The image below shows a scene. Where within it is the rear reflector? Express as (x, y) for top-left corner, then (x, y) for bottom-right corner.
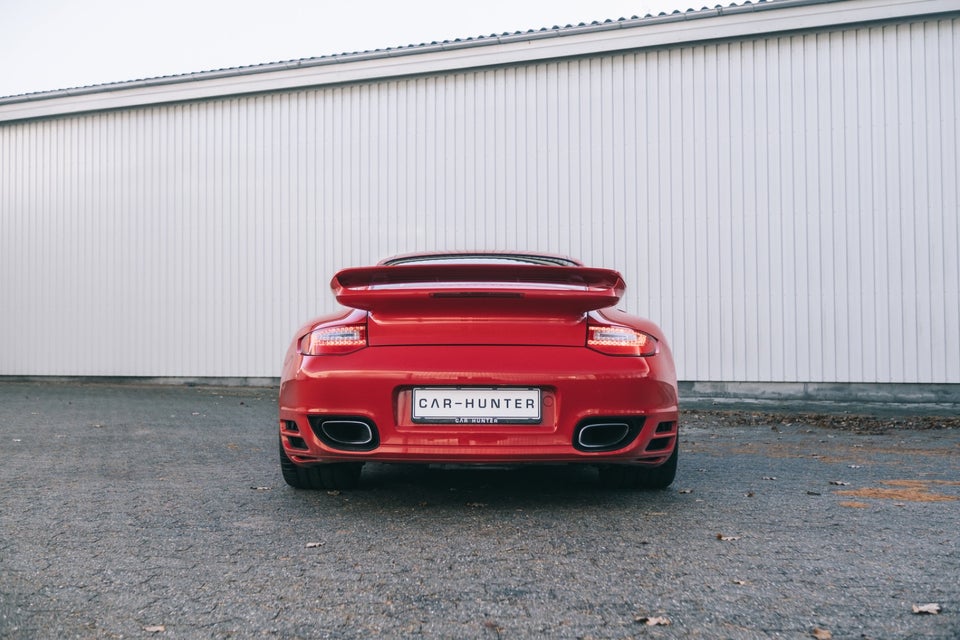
(587, 325), (658, 356)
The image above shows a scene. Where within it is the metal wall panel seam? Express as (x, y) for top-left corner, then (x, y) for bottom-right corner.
(942, 18), (960, 381)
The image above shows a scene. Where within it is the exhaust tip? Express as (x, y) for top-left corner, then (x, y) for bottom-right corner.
(309, 416), (379, 451)
(321, 420), (373, 446)
(574, 418), (643, 452)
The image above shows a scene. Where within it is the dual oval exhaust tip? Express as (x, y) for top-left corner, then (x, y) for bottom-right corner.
(313, 416), (640, 453)
(311, 418), (379, 451)
(574, 421), (635, 452)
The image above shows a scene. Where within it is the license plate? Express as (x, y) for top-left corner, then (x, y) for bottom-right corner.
(411, 387), (541, 424)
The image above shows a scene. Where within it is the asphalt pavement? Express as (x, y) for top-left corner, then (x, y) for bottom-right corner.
(1, 381), (958, 639)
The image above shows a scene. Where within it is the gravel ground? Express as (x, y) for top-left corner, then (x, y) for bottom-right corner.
(683, 409), (960, 433)
(1, 381), (958, 639)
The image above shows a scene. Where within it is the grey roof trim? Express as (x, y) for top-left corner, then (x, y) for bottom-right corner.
(0, 0), (811, 104)
(1, 0), (955, 120)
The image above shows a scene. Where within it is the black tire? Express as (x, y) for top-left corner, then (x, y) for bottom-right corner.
(279, 437), (363, 490)
(635, 443), (678, 489)
(598, 443), (678, 490)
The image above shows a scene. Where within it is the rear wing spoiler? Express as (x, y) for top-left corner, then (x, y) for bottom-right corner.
(331, 264), (626, 314)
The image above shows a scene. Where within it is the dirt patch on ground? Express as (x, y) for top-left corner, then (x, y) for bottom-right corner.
(838, 501), (871, 509)
(835, 480), (960, 503)
(883, 479), (960, 487)
(683, 410), (960, 434)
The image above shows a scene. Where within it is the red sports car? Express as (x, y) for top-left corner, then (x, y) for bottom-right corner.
(278, 252), (679, 490)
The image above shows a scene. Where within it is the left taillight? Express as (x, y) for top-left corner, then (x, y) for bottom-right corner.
(298, 324), (367, 355)
(587, 324), (658, 357)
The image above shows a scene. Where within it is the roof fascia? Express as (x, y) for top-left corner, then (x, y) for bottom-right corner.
(1, 0), (955, 123)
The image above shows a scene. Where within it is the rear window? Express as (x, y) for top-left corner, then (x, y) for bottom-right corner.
(383, 253), (579, 267)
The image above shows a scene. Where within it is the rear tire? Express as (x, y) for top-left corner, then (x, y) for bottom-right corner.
(599, 443), (678, 490)
(279, 437), (363, 490)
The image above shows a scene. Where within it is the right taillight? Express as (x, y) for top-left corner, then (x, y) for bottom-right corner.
(587, 325), (658, 356)
(299, 324), (367, 355)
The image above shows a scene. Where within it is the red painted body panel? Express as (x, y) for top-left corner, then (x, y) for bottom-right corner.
(278, 253), (679, 474)
(280, 343), (678, 464)
(332, 263), (626, 316)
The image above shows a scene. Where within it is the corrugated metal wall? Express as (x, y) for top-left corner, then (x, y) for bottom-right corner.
(1, 15), (958, 381)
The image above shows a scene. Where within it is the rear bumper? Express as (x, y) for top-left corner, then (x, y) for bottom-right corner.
(279, 345), (678, 465)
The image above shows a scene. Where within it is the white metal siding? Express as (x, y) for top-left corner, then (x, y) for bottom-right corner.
(1, 15), (958, 381)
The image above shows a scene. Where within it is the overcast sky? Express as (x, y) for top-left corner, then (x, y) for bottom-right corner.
(1, 0), (700, 98)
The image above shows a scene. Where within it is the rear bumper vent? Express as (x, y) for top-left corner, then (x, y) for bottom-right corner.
(286, 436), (308, 450)
(573, 417), (644, 452)
(646, 437), (672, 452)
(655, 421), (675, 434)
(308, 416), (380, 452)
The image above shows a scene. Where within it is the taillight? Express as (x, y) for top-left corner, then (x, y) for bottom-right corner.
(299, 324), (367, 355)
(587, 325), (658, 356)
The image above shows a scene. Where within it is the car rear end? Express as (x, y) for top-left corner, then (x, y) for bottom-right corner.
(278, 255), (679, 488)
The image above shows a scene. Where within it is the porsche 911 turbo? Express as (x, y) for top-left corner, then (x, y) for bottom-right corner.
(278, 252), (679, 490)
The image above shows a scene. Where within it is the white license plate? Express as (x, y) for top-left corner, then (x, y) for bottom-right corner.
(412, 387), (541, 424)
